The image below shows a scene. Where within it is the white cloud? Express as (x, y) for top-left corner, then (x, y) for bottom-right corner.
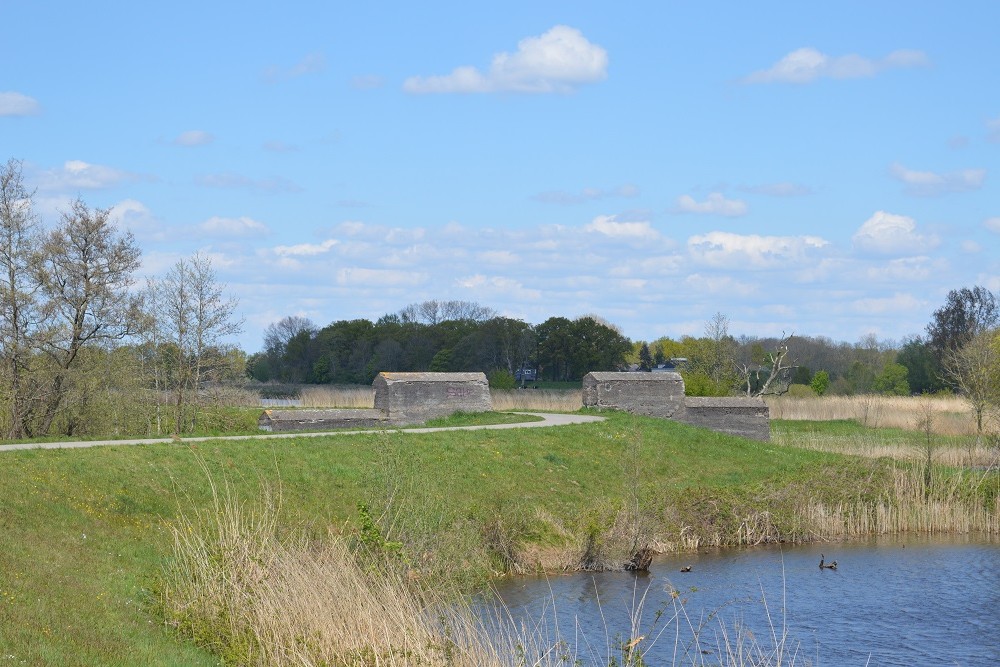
(852, 292), (924, 315)
(864, 256), (943, 282)
(200, 216), (269, 236)
(687, 231), (829, 269)
(274, 239), (338, 257)
(174, 130), (214, 146)
(456, 274), (541, 301)
(889, 162), (985, 196)
(852, 211), (939, 255)
(404, 25), (607, 94)
(984, 217), (1000, 233)
(584, 214), (659, 241)
(674, 192), (748, 217)
(262, 52), (326, 83)
(38, 160), (139, 190)
(0, 92), (40, 116)
(743, 47), (928, 84)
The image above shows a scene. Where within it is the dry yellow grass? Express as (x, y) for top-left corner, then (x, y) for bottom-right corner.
(298, 385), (375, 408)
(767, 394), (976, 435)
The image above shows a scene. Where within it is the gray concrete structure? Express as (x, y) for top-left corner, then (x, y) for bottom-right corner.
(258, 408), (387, 432)
(373, 371), (492, 422)
(582, 372), (686, 418)
(582, 371), (770, 441)
(259, 372), (492, 432)
(677, 397), (770, 441)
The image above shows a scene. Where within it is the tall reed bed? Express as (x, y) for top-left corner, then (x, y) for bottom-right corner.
(767, 394), (974, 434)
(803, 465), (1000, 537)
(490, 389), (582, 412)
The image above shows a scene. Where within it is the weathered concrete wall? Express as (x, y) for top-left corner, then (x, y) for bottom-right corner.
(258, 408), (388, 432)
(582, 371), (686, 418)
(678, 397), (770, 442)
(373, 372), (492, 423)
(581, 371), (771, 441)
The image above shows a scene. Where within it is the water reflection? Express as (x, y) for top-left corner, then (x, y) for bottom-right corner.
(489, 535), (1000, 666)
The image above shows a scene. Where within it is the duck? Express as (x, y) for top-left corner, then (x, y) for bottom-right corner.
(679, 565), (692, 573)
(819, 554), (838, 570)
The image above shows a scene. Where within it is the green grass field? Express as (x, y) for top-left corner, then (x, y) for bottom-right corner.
(0, 411), (995, 665)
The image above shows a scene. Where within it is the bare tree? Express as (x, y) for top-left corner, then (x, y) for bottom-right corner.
(0, 159), (44, 437)
(263, 315), (315, 356)
(148, 253), (243, 433)
(737, 333), (796, 397)
(942, 329), (1000, 437)
(36, 199), (143, 434)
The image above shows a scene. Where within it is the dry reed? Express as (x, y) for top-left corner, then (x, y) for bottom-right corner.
(490, 389), (582, 412)
(766, 394), (976, 435)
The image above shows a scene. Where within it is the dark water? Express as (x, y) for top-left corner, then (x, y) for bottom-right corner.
(489, 535), (1000, 666)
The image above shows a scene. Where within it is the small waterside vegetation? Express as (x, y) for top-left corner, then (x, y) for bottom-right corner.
(0, 411), (997, 664)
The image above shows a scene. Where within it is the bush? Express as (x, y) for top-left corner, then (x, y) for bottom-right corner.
(488, 369), (516, 390)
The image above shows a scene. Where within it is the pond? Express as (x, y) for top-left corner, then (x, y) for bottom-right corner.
(488, 535), (1000, 666)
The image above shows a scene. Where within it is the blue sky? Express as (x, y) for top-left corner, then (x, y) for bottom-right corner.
(4, 2), (999, 353)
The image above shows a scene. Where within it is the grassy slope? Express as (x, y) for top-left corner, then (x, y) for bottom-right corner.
(0, 413), (898, 664)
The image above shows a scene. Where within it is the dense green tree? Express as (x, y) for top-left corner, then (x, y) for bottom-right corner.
(810, 370), (830, 396)
(927, 286), (999, 362)
(872, 362), (910, 396)
(897, 336), (944, 394)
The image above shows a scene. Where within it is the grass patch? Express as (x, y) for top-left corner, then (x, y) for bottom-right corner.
(0, 411), (996, 663)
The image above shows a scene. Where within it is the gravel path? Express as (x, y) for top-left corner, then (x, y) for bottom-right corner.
(0, 412), (606, 453)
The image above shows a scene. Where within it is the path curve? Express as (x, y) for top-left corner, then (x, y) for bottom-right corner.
(0, 412), (606, 453)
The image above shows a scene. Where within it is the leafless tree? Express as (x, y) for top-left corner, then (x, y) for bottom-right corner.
(36, 199), (144, 434)
(263, 315), (315, 355)
(736, 333), (796, 397)
(148, 253), (243, 433)
(0, 159), (45, 437)
(942, 329), (1000, 437)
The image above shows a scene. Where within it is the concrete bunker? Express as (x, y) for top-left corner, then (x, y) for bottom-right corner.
(258, 371), (492, 432)
(582, 371), (770, 441)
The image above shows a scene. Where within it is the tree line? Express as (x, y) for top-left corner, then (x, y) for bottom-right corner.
(0, 159), (243, 438)
(246, 304), (633, 386)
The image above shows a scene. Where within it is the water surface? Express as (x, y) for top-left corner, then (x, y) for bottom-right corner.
(490, 535), (1000, 666)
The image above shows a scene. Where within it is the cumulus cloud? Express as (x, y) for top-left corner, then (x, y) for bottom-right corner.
(404, 25), (607, 94)
(584, 214), (659, 241)
(274, 239), (338, 257)
(889, 162), (985, 196)
(37, 160), (140, 191)
(200, 216), (269, 236)
(532, 184), (638, 204)
(687, 231), (829, 269)
(985, 217), (1000, 233)
(852, 211), (939, 255)
(674, 192), (748, 217)
(456, 274), (542, 301)
(262, 52), (327, 83)
(173, 130), (214, 146)
(743, 47), (928, 84)
(0, 91), (40, 116)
